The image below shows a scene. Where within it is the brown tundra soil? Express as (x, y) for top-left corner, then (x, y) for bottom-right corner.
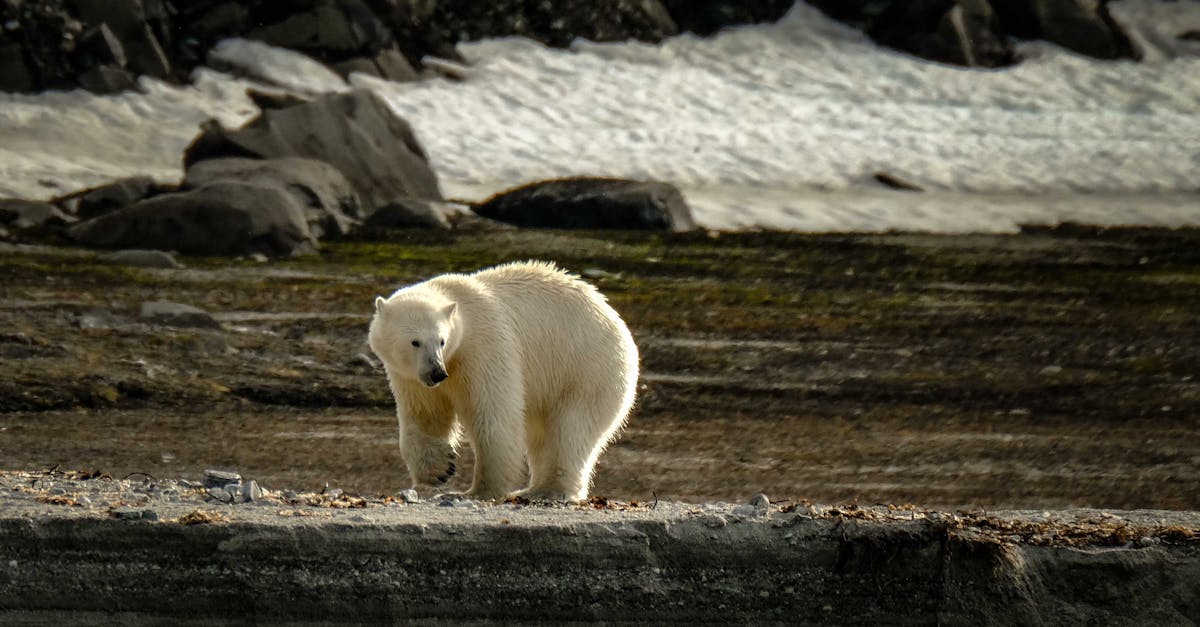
(1, 225), (1197, 511)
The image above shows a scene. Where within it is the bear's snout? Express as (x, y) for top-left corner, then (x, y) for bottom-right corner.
(429, 369), (448, 385)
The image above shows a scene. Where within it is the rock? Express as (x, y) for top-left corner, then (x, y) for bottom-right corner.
(246, 0), (394, 62)
(662, 0), (795, 36)
(241, 480), (263, 503)
(99, 249), (183, 269)
(731, 504), (758, 517)
(389, 0), (678, 64)
(73, 23), (127, 70)
(473, 178), (698, 231)
(990, 0), (1139, 60)
(182, 89), (442, 212)
(203, 469), (241, 489)
(399, 489), (420, 504)
(110, 506), (155, 521)
(73, 0), (172, 79)
(245, 89), (311, 112)
(865, 0), (1014, 68)
(184, 157), (362, 239)
(67, 181), (318, 258)
(0, 199), (74, 230)
(0, 41), (35, 92)
(139, 301), (221, 329)
(749, 494), (771, 510)
(75, 64), (139, 94)
(363, 197), (454, 230)
(65, 176), (164, 220)
(206, 38), (349, 96)
(873, 172), (923, 192)
(333, 47), (419, 81)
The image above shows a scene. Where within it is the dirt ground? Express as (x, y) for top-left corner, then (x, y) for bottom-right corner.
(1, 225), (1197, 510)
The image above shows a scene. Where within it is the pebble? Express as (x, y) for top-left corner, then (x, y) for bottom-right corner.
(241, 480), (263, 503)
(76, 496), (92, 508)
(703, 515), (727, 529)
(399, 489), (420, 504)
(203, 469), (242, 489)
(749, 494), (770, 510)
(48, 487), (66, 496)
(110, 507), (156, 521)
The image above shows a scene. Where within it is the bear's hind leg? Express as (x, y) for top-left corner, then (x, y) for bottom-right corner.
(520, 399), (624, 502)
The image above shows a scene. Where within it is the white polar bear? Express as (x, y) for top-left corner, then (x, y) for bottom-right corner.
(368, 260), (639, 501)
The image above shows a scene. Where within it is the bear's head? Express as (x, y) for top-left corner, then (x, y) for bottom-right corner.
(369, 291), (459, 388)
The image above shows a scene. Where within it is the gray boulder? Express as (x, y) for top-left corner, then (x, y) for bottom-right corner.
(67, 181), (317, 258)
(65, 176), (163, 220)
(363, 197), (454, 230)
(182, 89), (442, 212)
(472, 178), (698, 231)
(184, 157), (363, 239)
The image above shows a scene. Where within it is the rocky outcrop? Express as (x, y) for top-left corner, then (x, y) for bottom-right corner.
(805, 0), (1138, 67)
(183, 89), (442, 212)
(0, 0), (820, 94)
(473, 177), (697, 231)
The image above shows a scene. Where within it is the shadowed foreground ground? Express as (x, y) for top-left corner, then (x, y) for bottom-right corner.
(1, 225), (1197, 510)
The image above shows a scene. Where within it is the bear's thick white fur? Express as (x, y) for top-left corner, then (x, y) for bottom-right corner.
(368, 260), (639, 501)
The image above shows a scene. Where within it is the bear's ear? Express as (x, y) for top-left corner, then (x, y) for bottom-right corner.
(374, 296), (386, 313)
(443, 302), (457, 318)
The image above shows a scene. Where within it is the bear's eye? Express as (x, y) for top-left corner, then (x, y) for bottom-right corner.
(440, 338), (445, 347)
(411, 340), (420, 348)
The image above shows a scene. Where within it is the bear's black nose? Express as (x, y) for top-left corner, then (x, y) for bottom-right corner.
(430, 370), (448, 384)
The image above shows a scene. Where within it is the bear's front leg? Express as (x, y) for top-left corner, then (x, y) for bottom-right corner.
(456, 375), (528, 499)
(398, 419), (459, 488)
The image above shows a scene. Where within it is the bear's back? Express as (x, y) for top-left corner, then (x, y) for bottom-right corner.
(465, 261), (633, 399)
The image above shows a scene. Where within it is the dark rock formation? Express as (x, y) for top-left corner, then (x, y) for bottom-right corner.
(871, 0), (1014, 67)
(662, 0), (796, 36)
(184, 157), (363, 239)
(183, 89), (441, 212)
(990, 0), (1140, 60)
(66, 181), (318, 257)
(804, 0), (1138, 67)
(473, 178), (697, 231)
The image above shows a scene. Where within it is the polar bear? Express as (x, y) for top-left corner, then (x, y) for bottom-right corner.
(368, 260), (639, 501)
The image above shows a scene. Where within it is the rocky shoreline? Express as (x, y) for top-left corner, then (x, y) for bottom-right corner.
(1, 469), (1197, 623)
(0, 0), (1154, 96)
